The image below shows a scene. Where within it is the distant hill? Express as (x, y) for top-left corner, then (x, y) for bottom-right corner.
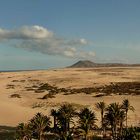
(68, 60), (140, 68)
(69, 60), (98, 68)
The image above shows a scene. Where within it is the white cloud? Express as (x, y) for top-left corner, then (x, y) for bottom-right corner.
(79, 38), (88, 45)
(19, 25), (53, 39)
(0, 25), (53, 40)
(0, 25), (95, 59)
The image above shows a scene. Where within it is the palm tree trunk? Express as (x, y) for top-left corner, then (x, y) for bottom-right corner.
(111, 127), (114, 140)
(68, 122), (70, 131)
(39, 131), (43, 140)
(85, 133), (88, 140)
(54, 116), (57, 131)
(112, 125), (116, 140)
(114, 124), (118, 140)
(120, 121), (123, 137)
(65, 120), (67, 133)
(85, 128), (88, 140)
(101, 112), (104, 136)
(126, 112), (128, 128)
(101, 111), (103, 129)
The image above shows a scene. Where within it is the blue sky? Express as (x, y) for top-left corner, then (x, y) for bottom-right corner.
(0, 0), (140, 70)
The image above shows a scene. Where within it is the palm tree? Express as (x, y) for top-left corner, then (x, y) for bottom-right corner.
(29, 112), (51, 140)
(104, 103), (123, 140)
(122, 99), (134, 128)
(57, 104), (76, 140)
(95, 101), (106, 130)
(78, 108), (96, 140)
(51, 109), (58, 132)
(16, 123), (32, 140)
(118, 109), (126, 138)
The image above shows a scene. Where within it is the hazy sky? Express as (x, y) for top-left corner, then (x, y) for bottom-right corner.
(0, 0), (140, 70)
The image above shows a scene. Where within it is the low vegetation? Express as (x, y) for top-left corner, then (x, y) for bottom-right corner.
(41, 93), (55, 99)
(6, 84), (15, 89)
(10, 94), (21, 98)
(24, 81), (140, 99)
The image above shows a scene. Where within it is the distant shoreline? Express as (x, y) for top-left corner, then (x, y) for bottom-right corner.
(0, 69), (46, 73)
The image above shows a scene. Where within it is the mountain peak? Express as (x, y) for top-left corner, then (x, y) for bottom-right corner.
(69, 60), (97, 68)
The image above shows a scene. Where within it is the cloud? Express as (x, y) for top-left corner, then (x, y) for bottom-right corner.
(66, 38), (89, 46)
(0, 25), (95, 59)
(0, 25), (53, 40)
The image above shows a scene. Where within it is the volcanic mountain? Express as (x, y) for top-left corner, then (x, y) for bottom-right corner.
(68, 60), (140, 68)
(69, 60), (99, 68)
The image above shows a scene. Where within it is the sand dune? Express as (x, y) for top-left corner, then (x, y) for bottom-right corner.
(0, 67), (140, 126)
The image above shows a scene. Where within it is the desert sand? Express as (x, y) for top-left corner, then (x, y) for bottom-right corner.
(0, 67), (140, 126)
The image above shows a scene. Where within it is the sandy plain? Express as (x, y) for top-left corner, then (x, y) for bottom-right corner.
(0, 67), (140, 127)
